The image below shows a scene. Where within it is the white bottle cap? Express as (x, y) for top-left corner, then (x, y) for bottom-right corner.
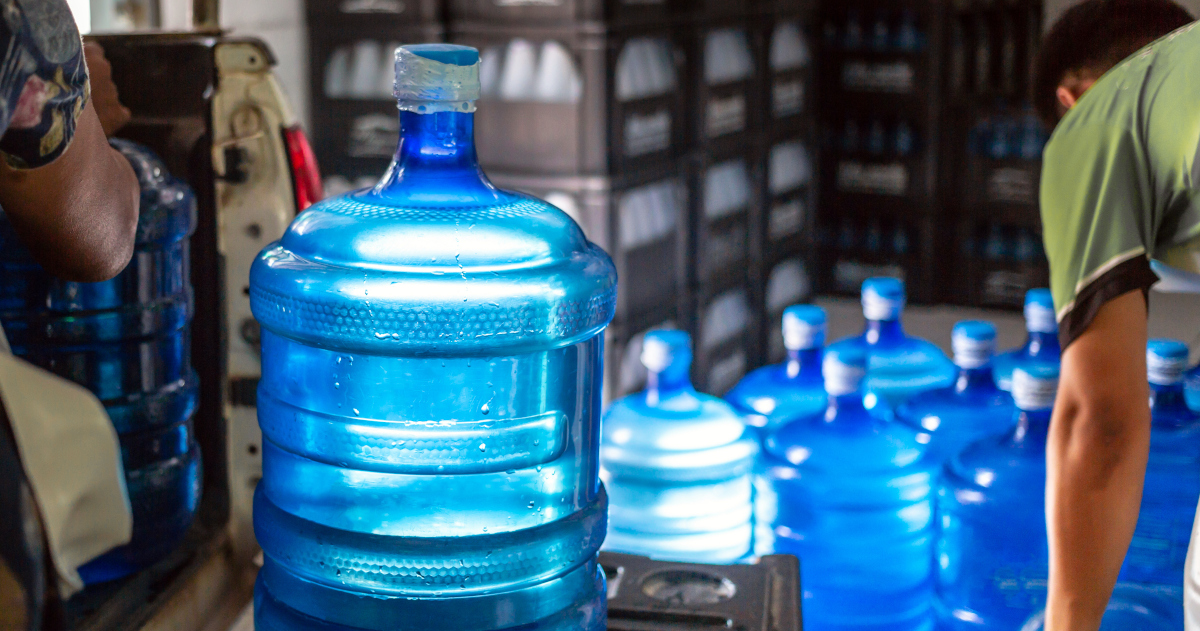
(1024, 288), (1057, 334)
(782, 305), (826, 351)
(394, 44), (481, 113)
(1147, 339), (1189, 386)
(823, 347), (867, 397)
(641, 329), (691, 374)
(861, 277), (905, 321)
(952, 321), (996, 369)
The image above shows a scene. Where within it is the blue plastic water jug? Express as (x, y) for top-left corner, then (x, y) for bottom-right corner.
(249, 45), (614, 631)
(1019, 584), (1183, 630)
(757, 344), (935, 630)
(0, 138), (201, 584)
(1119, 339), (1200, 593)
(992, 289), (1060, 392)
(826, 277), (955, 414)
(935, 365), (1059, 629)
(600, 329), (758, 563)
(895, 321), (1014, 468)
(725, 305), (827, 438)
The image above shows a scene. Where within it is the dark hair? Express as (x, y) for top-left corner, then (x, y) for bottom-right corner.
(1033, 0), (1193, 126)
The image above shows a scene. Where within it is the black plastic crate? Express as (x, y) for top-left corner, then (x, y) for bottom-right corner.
(452, 22), (687, 176)
(759, 254), (815, 363)
(490, 160), (688, 322)
(759, 132), (816, 263)
(600, 551), (802, 631)
(955, 218), (1047, 309)
(761, 13), (816, 137)
(678, 0), (754, 19)
(448, 0), (669, 27)
(306, 0), (443, 26)
(603, 302), (680, 404)
(688, 283), (762, 395)
(679, 17), (766, 153)
(687, 148), (761, 293)
(817, 211), (937, 303)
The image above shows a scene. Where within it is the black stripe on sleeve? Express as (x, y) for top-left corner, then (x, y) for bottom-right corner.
(1059, 256), (1159, 350)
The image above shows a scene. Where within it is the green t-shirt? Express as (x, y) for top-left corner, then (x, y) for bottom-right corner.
(1040, 21), (1200, 348)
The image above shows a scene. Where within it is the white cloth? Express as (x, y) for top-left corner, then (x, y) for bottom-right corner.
(0, 328), (131, 598)
(1186, 494), (1200, 629)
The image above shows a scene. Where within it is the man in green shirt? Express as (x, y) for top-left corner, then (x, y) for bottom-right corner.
(1034, 0), (1199, 627)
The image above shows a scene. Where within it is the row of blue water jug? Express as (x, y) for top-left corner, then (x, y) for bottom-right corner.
(600, 278), (1200, 630)
(0, 139), (202, 584)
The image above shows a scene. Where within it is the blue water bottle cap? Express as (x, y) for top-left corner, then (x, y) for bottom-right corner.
(394, 44), (481, 112)
(1147, 338), (1190, 385)
(823, 346), (867, 396)
(1012, 365), (1059, 411)
(861, 277), (905, 321)
(952, 320), (996, 369)
(641, 329), (692, 373)
(782, 304), (826, 351)
(1024, 288), (1057, 334)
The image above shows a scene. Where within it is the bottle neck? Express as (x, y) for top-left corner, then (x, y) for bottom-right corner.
(1013, 408), (1052, 443)
(1025, 330), (1060, 357)
(646, 366), (694, 400)
(954, 364), (997, 394)
(785, 348), (823, 379)
(827, 391), (868, 419)
(864, 318), (905, 345)
(1150, 382), (1192, 426)
(371, 109), (507, 206)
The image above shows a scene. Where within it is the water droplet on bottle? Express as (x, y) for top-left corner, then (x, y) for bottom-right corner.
(353, 408), (360, 416)
(536, 465), (542, 472)
(336, 357), (342, 364)
(481, 403), (490, 415)
(336, 569), (341, 577)
(533, 439), (540, 446)
(482, 527), (488, 533)
(479, 442), (486, 452)
(528, 501), (535, 508)
(506, 469), (516, 475)
(334, 382), (340, 389)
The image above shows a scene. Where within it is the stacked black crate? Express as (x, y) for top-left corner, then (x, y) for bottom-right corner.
(306, 0), (445, 193)
(757, 1), (819, 364)
(815, 0), (945, 304)
(944, 0), (1046, 309)
(447, 4), (689, 403)
(680, 2), (766, 395)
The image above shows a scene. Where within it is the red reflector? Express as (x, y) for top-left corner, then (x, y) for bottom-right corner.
(283, 125), (323, 212)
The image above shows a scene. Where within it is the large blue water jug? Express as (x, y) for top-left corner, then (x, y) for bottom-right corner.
(0, 138), (201, 583)
(600, 330), (758, 563)
(757, 344), (935, 630)
(935, 365), (1059, 629)
(826, 277), (954, 415)
(1185, 364), (1200, 412)
(895, 321), (1013, 467)
(1119, 339), (1200, 592)
(249, 45), (614, 631)
(726, 304), (827, 438)
(992, 289), (1060, 392)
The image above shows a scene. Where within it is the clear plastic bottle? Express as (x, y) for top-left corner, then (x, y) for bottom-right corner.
(726, 305), (827, 439)
(826, 277), (955, 415)
(895, 321), (1014, 468)
(600, 330), (758, 564)
(250, 45), (614, 631)
(0, 139), (201, 583)
(1118, 339), (1200, 592)
(992, 288), (1061, 392)
(935, 365), (1059, 629)
(757, 344), (935, 630)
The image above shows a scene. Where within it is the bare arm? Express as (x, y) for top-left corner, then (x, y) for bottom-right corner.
(1045, 290), (1150, 630)
(0, 99), (138, 283)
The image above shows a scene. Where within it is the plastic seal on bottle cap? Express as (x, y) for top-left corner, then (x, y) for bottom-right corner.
(861, 277), (905, 321)
(1024, 288), (1057, 334)
(823, 346), (867, 397)
(782, 304), (826, 351)
(952, 320), (996, 369)
(641, 329), (690, 374)
(1147, 338), (1189, 386)
(1011, 365), (1059, 411)
(394, 44), (481, 113)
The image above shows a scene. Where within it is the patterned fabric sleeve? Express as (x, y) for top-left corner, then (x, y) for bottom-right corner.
(0, 0), (88, 169)
(1039, 100), (1159, 350)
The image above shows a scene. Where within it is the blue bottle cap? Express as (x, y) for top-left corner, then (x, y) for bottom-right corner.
(641, 329), (692, 373)
(952, 320), (996, 369)
(823, 346), (867, 396)
(861, 277), (905, 321)
(782, 304), (826, 351)
(1024, 288), (1057, 334)
(1012, 365), (1059, 411)
(1147, 338), (1189, 385)
(394, 44), (481, 112)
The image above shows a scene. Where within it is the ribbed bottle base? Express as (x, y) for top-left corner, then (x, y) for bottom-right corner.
(253, 563), (606, 631)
